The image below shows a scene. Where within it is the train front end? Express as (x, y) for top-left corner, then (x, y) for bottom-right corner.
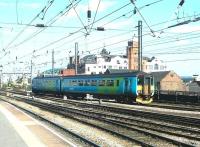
(136, 74), (154, 104)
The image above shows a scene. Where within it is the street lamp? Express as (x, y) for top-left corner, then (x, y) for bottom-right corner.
(0, 65), (3, 89)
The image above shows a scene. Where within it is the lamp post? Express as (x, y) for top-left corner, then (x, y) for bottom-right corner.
(0, 65), (3, 89)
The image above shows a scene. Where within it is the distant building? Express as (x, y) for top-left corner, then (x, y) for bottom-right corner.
(41, 68), (75, 76)
(66, 41), (168, 74)
(127, 41), (167, 73)
(143, 57), (167, 73)
(68, 49), (128, 75)
(187, 81), (200, 92)
(151, 71), (187, 91)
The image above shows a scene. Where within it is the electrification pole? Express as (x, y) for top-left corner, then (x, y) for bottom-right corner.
(30, 60), (32, 85)
(75, 42), (78, 75)
(52, 49), (54, 76)
(138, 20), (143, 71)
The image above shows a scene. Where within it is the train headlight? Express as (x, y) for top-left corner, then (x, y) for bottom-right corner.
(137, 90), (142, 94)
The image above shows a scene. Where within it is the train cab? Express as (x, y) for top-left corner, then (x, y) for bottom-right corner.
(136, 74), (154, 104)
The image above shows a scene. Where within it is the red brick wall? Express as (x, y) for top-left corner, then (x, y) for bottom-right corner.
(160, 71), (188, 91)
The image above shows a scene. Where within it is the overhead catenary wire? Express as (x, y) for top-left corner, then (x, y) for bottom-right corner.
(2, 2), (133, 66)
(89, 0), (101, 33)
(2, 0), (55, 52)
(1, 0), (200, 73)
(68, 0), (89, 34)
(5, 0), (81, 51)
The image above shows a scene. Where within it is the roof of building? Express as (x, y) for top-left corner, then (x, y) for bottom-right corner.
(104, 69), (146, 75)
(42, 68), (63, 75)
(80, 48), (127, 64)
(150, 71), (171, 83)
(188, 81), (200, 92)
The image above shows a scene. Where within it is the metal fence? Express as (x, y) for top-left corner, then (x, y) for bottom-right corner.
(154, 90), (200, 103)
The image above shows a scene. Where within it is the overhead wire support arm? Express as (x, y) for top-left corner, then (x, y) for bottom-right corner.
(130, 0), (165, 37)
(39, 0), (55, 20)
(68, 0), (89, 35)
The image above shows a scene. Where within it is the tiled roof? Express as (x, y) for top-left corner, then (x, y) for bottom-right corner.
(150, 71), (171, 83)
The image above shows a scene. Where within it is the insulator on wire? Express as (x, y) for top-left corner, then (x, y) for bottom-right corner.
(179, 0), (184, 7)
(87, 10), (91, 18)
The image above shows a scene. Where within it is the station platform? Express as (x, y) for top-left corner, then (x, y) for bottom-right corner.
(0, 100), (75, 147)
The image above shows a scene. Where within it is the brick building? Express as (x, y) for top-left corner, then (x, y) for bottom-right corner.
(151, 71), (187, 91)
(127, 41), (167, 72)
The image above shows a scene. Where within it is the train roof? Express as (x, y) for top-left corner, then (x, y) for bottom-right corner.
(33, 71), (151, 79)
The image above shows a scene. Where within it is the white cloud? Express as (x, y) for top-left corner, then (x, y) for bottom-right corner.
(58, 0), (116, 22)
(175, 39), (190, 46)
(81, 0), (116, 12)
(19, 3), (41, 9)
(0, 2), (40, 9)
(169, 25), (200, 33)
(104, 19), (133, 30)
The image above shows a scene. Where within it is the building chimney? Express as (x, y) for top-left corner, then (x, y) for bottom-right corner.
(128, 41), (138, 70)
(69, 57), (73, 64)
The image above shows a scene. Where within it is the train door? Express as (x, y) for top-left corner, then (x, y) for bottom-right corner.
(144, 77), (150, 95)
(124, 78), (130, 95)
(143, 75), (153, 96)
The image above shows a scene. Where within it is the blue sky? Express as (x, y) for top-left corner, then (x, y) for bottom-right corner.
(0, 0), (200, 77)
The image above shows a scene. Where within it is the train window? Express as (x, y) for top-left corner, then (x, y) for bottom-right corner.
(151, 77), (154, 85)
(72, 80), (77, 86)
(91, 80), (97, 86)
(78, 80), (83, 86)
(116, 80), (119, 86)
(99, 80), (105, 86)
(84, 80), (90, 86)
(106, 80), (114, 86)
(138, 78), (143, 85)
(68, 80), (72, 86)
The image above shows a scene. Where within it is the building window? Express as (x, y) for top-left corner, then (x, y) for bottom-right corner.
(149, 65), (153, 70)
(119, 66), (122, 69)
(108, 66), (112, 69)
(154, 64), (159, 70)
(124, 67), (127, 69)
(117, 60), (120, 64)
(98, 66), (101, 68)
(94, 66), (96, 68)
(124, 60), (127, 63)
(104, 65), (106, 69)
(160, 65), (164, 70)
(88, 67), (90, 71)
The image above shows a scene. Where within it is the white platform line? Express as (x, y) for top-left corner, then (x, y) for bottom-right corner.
(0, 103), (46, 147)
(7, 102), (77, 147)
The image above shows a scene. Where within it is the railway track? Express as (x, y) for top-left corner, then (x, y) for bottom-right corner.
(1, 94), (200, 146)
(36, 95), (200, 127)
(141, 102), (200, 112)
(0, 98), (100, 147)
(2, 90), (200, 111)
